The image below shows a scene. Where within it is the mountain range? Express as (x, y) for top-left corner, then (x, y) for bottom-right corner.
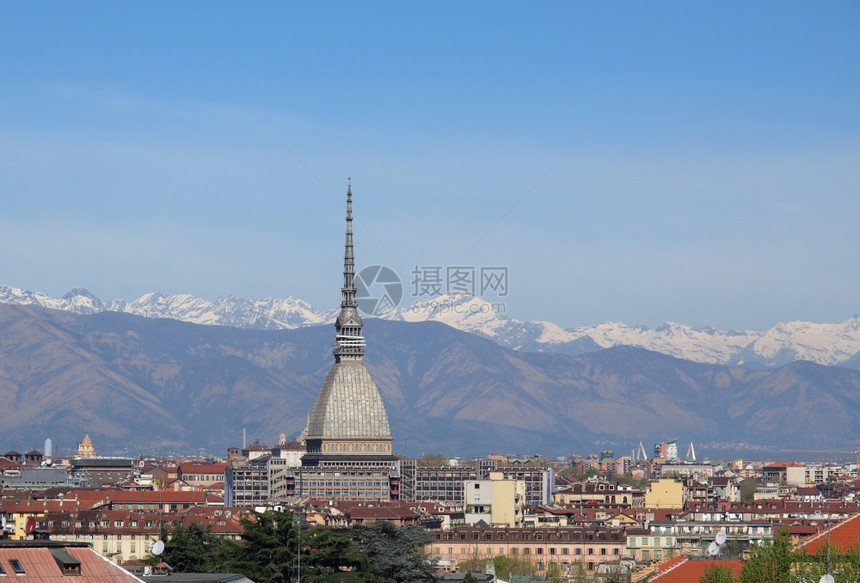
(2, 285), (859, 370)
(1, 299), (858, 460)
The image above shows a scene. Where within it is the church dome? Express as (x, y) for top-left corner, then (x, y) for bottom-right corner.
(306, 360), (391, 439)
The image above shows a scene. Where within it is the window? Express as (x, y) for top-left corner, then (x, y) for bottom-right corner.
(9, 560), (24, 575)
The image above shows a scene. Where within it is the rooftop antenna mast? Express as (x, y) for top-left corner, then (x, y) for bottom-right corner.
(819, 518), (833, 583)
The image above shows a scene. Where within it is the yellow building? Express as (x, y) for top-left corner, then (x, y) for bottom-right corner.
(644, 478), (684, 509)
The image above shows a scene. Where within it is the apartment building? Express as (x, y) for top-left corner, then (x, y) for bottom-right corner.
(429, 525), (628, 576)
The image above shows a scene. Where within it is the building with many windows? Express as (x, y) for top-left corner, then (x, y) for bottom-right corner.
(429, 525), (628, 576)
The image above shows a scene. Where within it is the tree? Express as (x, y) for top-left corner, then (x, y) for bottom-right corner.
(739, 479), (758, 502)
(700, 564), (736, 583)
(794, 538), (860, 583)
(462, 574), (478, 583)
(417, 454), (449, 467)
(221, 508), (299, 583)
(352, 521), (437, 583)
(301, 527), (369, 583)
(145, 521), (222, 573)
(492, 555), (536, 578)
(545, 561), (563, 583)
(456, 549), (493, 575)
(738, 528), (794, 583)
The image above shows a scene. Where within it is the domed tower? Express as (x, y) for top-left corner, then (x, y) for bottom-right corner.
(299, 182), (398, 500)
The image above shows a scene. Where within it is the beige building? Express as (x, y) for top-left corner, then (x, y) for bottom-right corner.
(430, 525), (628, 576)
(463, 471), (525, 527)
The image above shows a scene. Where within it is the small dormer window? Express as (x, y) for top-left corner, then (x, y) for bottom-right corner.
(9, 559), (25, 575)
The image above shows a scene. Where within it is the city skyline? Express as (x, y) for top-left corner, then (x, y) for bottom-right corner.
(2, 3), (859, 331)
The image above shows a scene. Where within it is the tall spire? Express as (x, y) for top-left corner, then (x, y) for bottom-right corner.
(342, 180), (356, 309)
(334, 180), (365, 361)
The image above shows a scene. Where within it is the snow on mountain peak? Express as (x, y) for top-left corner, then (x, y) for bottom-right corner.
(1, 284), (858, 368)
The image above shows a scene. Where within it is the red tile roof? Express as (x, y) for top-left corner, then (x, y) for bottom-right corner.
(0, 542), (144, 582)
(178, 462), (228, 474)
(649, 557), (743, 582)
(797, 511), (860, 554)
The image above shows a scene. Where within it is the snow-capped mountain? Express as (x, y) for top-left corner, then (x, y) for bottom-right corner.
(0, 285), (327, 330)
(2, 285), (859, 369)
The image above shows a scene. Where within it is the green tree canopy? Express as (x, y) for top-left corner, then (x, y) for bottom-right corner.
(351, 521), (437, 583)
(301, 527), (369, 583)
(738, 528), (794, 583)
(700, 564), (736, 583)
(145, 521), (222, 573)
(739, 479), (758, 502)
(221, 508), (299, 583)
(417, 454), (450, 467)
(492, 555), (536, 578)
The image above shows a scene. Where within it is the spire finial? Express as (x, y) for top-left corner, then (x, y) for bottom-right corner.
(334, 180), (364, 361)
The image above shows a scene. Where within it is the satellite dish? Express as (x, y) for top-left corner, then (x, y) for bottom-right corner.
(716, 530), (727, 545)
(24, 517), (36, 534)
(819, 575), (834, 583)
(708, 541), (720, 556)
(152, 540), (165, 556)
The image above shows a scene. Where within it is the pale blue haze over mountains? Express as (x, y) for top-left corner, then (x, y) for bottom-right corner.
(1, 3), (858, 331)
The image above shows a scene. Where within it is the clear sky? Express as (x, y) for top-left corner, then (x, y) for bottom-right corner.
(1, 2), (858, 331)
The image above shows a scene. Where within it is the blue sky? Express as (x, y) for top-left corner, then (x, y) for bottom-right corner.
(1, 2), (858, 331)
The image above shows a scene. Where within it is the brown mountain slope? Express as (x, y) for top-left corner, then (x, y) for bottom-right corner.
(1, 304), (858, 458)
